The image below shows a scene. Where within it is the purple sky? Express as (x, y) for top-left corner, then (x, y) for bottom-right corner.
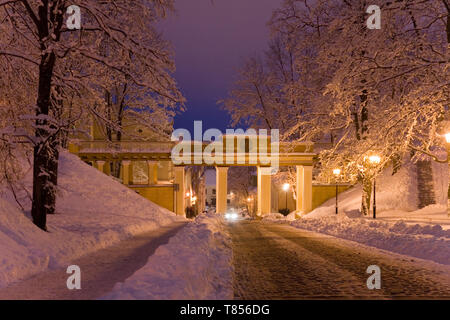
(159, 0), (283, 134)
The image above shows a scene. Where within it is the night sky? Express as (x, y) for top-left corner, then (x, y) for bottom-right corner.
(159, 0), (283, 135)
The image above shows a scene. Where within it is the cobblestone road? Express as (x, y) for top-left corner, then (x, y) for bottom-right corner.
(230, 220), (450, 299)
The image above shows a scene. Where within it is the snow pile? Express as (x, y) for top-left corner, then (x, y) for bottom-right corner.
(263, 212), (296, 221)
(263, 213), (285, 220)
(102, 213), (233, 300)
(288, 215), (450, 265)
(0, 151), (182, 289)
(304, 162), (422, 219)
(268, 160), (450, 266)
(307, 160), (448, 219)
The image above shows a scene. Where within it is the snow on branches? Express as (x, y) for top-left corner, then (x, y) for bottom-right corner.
(0, 0), (184, 230)
(223, 0), (449, 215)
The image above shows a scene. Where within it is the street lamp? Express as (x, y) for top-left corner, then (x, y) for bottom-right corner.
(282, 183), (290, 211)
(333, 169), (341, 214)
(368, 155), (381, 219)
(445, 132), (450, 144)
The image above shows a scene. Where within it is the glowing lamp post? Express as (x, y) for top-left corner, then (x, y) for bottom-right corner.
(368, 155), (381, 219)
(333, 169), (341, 214)
(443, 132), (450, 161)
(282, 183), (290, 211)
(445, 133), (450, 144)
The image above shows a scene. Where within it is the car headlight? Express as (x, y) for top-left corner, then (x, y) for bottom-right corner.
(225, 212), (239, 220)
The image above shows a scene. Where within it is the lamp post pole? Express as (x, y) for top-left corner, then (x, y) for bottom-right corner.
(336, 183), (338, 215)
(373, 178), (376, 219)
(368, 155), (381, 219)
(333, 169), (341, 215)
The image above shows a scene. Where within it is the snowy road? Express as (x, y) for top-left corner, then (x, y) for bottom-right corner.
(230, 220), (450, 299)
(0, 221), (187, 300)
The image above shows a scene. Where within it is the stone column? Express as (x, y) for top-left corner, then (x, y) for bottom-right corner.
(96, 160), (106, 174)
(296, 165), (303, 213)
(296, 165), (313, 214)
(174, 166), (186, 216)
(257, 167), (272, 216)
(216, 167), (229, 214)
(122, 160), (131, 185)
(104, 161), (111, 176)
(147, 161), (158, 185)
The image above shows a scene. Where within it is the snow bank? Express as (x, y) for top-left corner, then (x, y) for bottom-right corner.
(263, 212), (296, 221)
(263, 212), (285, 220)
(287, 215), (450, 265)
(306, 160), (448, 219)
(263, 160), (450, 266)
(0, 151), (182, 289)
(102, 213), (233, 300)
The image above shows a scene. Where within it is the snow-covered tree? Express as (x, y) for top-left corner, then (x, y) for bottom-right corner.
(270, 0), (449, 215)
(0, 1), (184, 230)
(187, 166), (206, 215)
(228, 166), (256, 214)
(225, 0), (449, 215)
(220, 37), (299, 133)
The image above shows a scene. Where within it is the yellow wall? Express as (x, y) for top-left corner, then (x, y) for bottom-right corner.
(276, 189), (296, 212)
(312, 185), (351, 210)
(275, 184), (352, 212)
(129, 185), (174, 212)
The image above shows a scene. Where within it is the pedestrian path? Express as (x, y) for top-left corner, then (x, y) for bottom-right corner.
(0, 222), (187, 300)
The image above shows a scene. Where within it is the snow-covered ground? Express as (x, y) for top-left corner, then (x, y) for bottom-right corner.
(265, 161), (450, 266)
(0, 151), (183, 289)
(287, 213), (450, 266)
(102, 213), (233, 300)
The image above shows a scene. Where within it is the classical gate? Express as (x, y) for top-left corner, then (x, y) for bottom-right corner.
(69, 136), (316, 216)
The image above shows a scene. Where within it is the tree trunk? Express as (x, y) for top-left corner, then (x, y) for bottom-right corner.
(352, 112), (361, 140)
(361, 177), (372, 216)
(46, 141), (59, 215)
(444, 0), (450, 43)
(46, 86), (65, 215)
(360, 89), (368, 138)
(31, 51), (56, 231)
